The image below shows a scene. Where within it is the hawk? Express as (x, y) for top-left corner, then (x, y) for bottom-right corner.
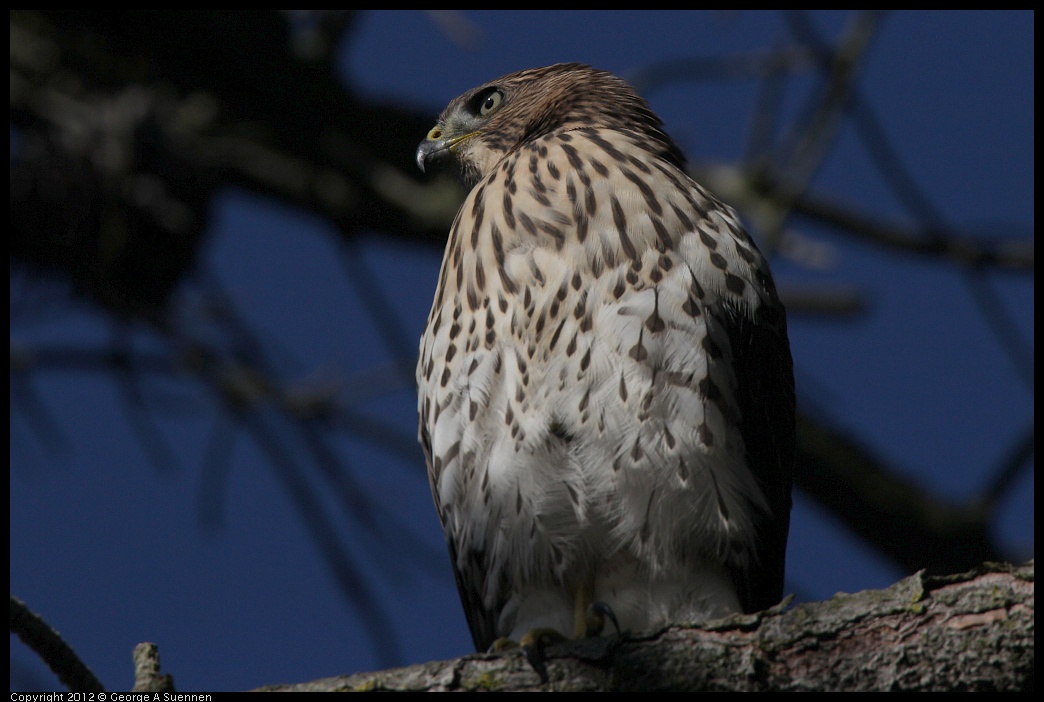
(416, 63), (794, 654)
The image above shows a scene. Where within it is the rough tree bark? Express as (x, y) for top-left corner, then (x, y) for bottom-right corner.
(256, 561), (1033, 692)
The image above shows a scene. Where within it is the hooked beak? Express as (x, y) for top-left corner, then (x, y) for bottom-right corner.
(416, 125), (476, 172)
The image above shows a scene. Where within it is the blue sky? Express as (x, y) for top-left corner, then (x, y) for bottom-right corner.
(10, 11), (1033, 691)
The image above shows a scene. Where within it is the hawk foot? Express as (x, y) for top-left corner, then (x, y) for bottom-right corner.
(504, 602), (621, 684)
(519, 628), (566, 684)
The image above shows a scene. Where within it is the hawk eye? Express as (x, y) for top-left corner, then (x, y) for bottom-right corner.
(478, 89), (504, 117)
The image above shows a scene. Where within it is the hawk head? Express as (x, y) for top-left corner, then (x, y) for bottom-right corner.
(416, 63), (686, 188)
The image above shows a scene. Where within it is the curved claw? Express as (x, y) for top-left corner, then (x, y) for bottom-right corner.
(587, 600), (621, 637)
(518, 628), (566, 684)
(521, 642), (550, 685)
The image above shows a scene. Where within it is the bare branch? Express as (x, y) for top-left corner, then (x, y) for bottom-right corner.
(10, 595), (106, 693)
(131, 643), (175, 693)
(255, 562), (1034, 692)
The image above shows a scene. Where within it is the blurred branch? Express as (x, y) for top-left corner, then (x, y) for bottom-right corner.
(628, 45), (818, 92)
(795, 411), (1005, 575)
(337, 237), (421, 380)
(9, 314), (436, 668)
(784, 9), (1034, 388)
(776, 284), (865, 318)
(240, 409), (403, 665)
(771, 11), (884, 195)
(12, 331), (1017, 578)
(11, 12), (452, 666)
(424, 10), (484, 49)
(111, 324), (177, 473)
(697, 164), (1034, 270)
(982, 426), (1035, 512)
(282, 11), (356, 63)
(9, 374), (72, 458)
(10, 9), (455, 318)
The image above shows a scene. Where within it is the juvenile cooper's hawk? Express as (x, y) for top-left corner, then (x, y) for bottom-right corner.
(416, 64), (795, 653)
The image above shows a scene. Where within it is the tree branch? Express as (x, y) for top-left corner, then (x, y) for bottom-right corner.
(256, 561), (1033, 692)
(10, 595), (106, 693)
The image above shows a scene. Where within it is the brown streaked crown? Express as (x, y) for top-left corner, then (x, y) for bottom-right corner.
(417, 63), (686, 188)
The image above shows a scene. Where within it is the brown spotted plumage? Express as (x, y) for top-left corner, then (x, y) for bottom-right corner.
(416, 63), (794, 653)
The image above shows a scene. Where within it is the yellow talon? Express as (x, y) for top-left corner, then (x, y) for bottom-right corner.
(489, 636), (518, 653)
(519, 627), (567, 650)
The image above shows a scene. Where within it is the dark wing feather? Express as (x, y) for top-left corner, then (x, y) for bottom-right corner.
(450, 542), (502, 652)
(720, 296), (795, 613)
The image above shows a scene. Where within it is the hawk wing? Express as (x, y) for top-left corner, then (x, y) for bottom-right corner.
(717, 295), (795, 612)
(420, 420), (501, 651)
